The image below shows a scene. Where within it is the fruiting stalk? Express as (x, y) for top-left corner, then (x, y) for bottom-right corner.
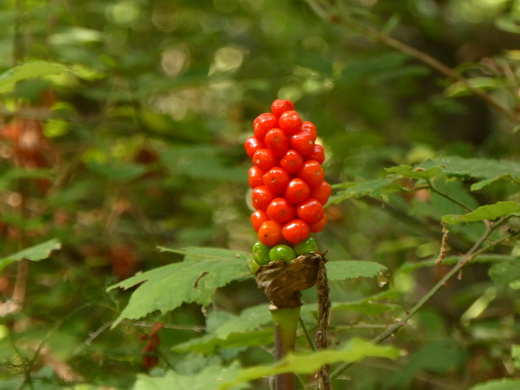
(270, 305), (301, 390)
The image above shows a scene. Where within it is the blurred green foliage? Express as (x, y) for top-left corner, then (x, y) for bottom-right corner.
(1, 0), (520, 389)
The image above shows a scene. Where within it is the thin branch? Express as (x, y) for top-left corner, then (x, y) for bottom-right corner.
(426, 179), (474, 212)
(305, 0), (519, 124)
(330, 220), (516, 380)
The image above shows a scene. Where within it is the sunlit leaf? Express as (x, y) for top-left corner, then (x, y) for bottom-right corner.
(442, 201), (520, 224)
(0, 238), (61, 273)
(488, 261), (520, 286)
(0, 61), (73, 93)
(134, 363), (249, 390)
(446, 77), (507, 97)
(220, 338), (400, 389)
(108, 248), (252, 328)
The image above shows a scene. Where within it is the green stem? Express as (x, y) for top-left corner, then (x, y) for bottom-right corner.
(270, 306), (301, 390)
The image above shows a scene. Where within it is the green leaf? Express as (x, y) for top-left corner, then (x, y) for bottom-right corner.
(329, 178), (398, 204)
(0, 238), (61, 273)
(326, 260), (387, 280)
(0, 61), (73, 94)
(220, 338), (400, 389)
(173, 329), (273, 355)
(108, 247), (252, 328)
(386, 164), (443, 180)
(86, 161), (148, 182)
(446, 77), (508, 97)
(488, 261), (520, 286)
(469, 378), (520, 390)
(134, 363), (249, 390)
(442, 201), (520, 224)
(418, 156), (520, 190)
(214, 305), (271, 339)
(512, 345), (520, 369)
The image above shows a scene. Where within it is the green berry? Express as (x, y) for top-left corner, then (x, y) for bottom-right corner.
(294, 234), (318, 255)
(269, 245), (296, 262)
(250, 258), (260, 274)
(252, 241), (270, 265)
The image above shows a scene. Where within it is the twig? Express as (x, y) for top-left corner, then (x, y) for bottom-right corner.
(330, 220), (516, 380)
(305, 0), (518, 124)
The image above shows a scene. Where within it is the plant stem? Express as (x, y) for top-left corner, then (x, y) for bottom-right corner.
(271, 306), (301, 390)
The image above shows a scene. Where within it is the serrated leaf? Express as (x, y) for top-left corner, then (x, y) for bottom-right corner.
(329, 178), (397, 204)
(108, 248), (252, 328)
(0, 238), (61, 273)
(469, 378), (520, 390)
(0, 61), (74, 94)
(173, 329), (273, 355)
(386, 165), (443, 180)
(220, 338), (400, 389)
(488, 261), (520, 286)
(418, 156), (520, 190)
(134, 363), (249, 390)
(326, 260), (387, 280)
(214, 305), (271, 339)
(442, 201), (520, 224)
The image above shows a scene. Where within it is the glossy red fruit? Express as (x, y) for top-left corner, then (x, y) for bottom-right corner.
(309, 214), (327, 233)
(244, 136), (264, 158)
(296, 198), (324, 225)
(248, 166), (264, 188)
(279, 110), (302, 135)
(301, 121), (317, 139)
(284, 178), (310, 205)
(310, 181), (331, 205)
(290, 131), (315, 157)
(252, 186), (275, 211)
(252, 148), (277, 171)
(279, 149), (304, 174)
(282, 219), (310, 244)
(271, 99), (294, 117)
(254, 113), (278, 141)
(258, 220), (283, 246)
(267, 197), (296, 224)
(309, 144), (325, 164)
(251, 210), (269, 232)
(265, 128), (289, 157)
(298, 160), (324, 188)
(263, 167), (290, 194)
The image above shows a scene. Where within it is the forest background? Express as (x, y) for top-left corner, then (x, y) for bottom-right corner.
(2, 0), (520, 389)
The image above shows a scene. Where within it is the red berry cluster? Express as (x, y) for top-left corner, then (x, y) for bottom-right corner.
(140, 322), (163, 370)
(245, 99), (331, 247)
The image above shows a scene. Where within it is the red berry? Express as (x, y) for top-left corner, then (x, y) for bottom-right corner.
(282, 219), (310, 244)
(284, 178), (310, 204)
(309, 144), (325, 164)
(267, 198), (296, 224)
(290, 131), (316, 157)
(252, 148), (277, 171)
(264, 128), (289, 157)
(254, 113), (278, 141)
(263, 167), (290, 194)
(279, 110), (302, 135)
(248, 166), (265, 188)
(244, 136), (264, 158)
(279, 149), (304, 175)
(309, 214), (327, 233)
(251, 210), (269, 232)
(296, 198), (324, 225)
(301, 121), (317, 139)
(252, 186), (275, 211)
(310, 181), (331, 205)
(258, 220), (283, 246)
(298, 160), (324, 188)
(271, 99), (294, 117)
